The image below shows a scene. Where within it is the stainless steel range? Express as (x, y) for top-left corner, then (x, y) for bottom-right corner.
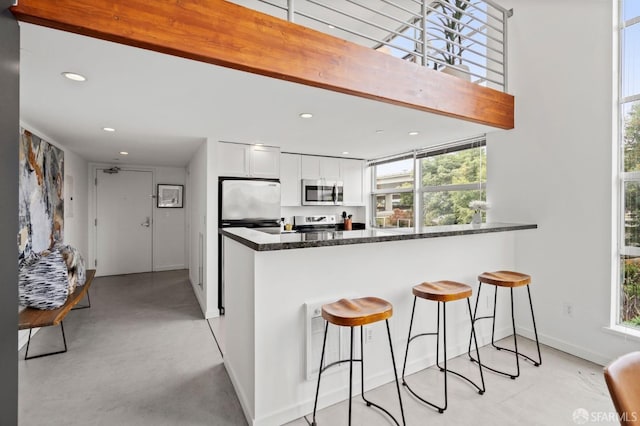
(293, 215), (337, 233)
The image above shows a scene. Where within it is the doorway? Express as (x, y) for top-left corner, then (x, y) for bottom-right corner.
(95, 168), (153, 276)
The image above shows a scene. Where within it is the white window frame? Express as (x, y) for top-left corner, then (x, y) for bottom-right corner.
(614, 1), (640, 333)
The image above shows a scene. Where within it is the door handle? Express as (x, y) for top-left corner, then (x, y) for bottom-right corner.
(141, 217), (151, 227)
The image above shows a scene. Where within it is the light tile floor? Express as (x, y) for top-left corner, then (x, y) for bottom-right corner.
(20, 271), (618, 426)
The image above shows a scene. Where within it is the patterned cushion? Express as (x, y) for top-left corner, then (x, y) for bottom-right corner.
(19, 250), (70, 310)
(57, 244), (86, 288)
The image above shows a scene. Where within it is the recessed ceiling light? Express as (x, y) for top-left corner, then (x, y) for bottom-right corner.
(375, 130), (384, 134)
(342, 151), (350, 155)
(103, 127), (116, 132)
(299, 113), (313, 119)
(328, 24), (335, 29)
(119, 151), (128, 155)
(61, 72), (87, 82)
(255, 143), (264, 146)
(408, 131), (420, 136)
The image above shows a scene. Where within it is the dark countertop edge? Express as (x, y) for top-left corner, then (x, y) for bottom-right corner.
(220, 223), (538, 252)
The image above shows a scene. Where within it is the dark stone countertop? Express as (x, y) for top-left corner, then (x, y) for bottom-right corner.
(220, 222), (537, 252)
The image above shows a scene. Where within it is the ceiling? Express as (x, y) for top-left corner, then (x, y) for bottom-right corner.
(19, 21), (498, 168)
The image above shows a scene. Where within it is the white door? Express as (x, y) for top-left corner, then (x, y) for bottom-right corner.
(96, 169), (153, 276)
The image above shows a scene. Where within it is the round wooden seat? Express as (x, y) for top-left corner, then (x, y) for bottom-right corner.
(322, 297), (393, 327)
(478, 270), (531, 288)
(412, 280), (472, 302)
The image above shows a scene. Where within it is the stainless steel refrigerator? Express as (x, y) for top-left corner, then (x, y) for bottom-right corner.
(218, 177), (281, 314)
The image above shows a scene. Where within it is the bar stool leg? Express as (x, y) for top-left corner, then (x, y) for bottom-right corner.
(527, 285), (542, 366)
(490, 286), (499, 348)
(468, 282), (483, 359)
(360, 327), (368, 407)
(467, 298), (486, 394)
(435, 303), (442, 372)
(469, 282), (542, 379)
(348, 326), (354, 425)
(441, 302), (448, 413)
(401, 297), (418, 379)
(385, 319), (406, 425)
(510, 288), (521, 378)
(360, 322), (405, 425)
(494, 286), (542, 366)
(311, 321), (329, 426)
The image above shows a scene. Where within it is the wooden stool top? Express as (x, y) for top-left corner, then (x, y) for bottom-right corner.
(412, 280), (472, 302)
(322, 297), (393, 327)
(478, 270), (531, 287)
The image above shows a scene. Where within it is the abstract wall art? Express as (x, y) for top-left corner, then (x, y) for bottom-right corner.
(18, 129), (64, 262)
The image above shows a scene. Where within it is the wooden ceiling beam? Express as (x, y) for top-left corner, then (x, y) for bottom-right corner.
(11, 0), (514, 129)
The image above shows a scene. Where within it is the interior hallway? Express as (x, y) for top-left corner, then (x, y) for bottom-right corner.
(18, 270), (246, 426)
(20, 270), (618, 425)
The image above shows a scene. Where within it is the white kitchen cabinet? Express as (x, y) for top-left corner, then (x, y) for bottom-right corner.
(280, 153), (301, 206)
(249, 145), (280, 178)
(217, 142), (248, 176)
(217, 142), (280, 178)
(300, 155), (321, 180)
(300, 155), (341, 180)
(340, 158), (365, 206)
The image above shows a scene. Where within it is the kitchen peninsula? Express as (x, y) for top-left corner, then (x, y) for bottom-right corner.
(221, 223), (536, 426)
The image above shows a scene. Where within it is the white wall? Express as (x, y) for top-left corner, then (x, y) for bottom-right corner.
(488, 0), (636, 365)
(154, 167), (186, 271)
(206, 139), (219, 318)
(187, 141), (209, 316)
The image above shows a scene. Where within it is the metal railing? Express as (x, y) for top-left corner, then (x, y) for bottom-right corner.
(228, 0), (512, 91)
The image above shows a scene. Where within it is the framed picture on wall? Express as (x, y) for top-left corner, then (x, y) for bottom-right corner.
(157, 184), (184, 208)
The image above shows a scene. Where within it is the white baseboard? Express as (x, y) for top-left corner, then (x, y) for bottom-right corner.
(187, 277), (220, 319)
(153, 264), (186, 272)
(517, 327), (609, 367)
(204, 309), (219, 319)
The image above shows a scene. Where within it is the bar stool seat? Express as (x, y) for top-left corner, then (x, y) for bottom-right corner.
(469, 270), (542, 380)
(322, 297), (392, 326)
(402, 280), (485, 413)
(413, 280), (472, 302)
(311, 297), (405, 426)
(478, 271), (531, 287)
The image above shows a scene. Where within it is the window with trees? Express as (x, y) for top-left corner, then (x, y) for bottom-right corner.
(618, 1), (640, 330)
(371, 157), (415, 228)
(370, 138), (486, 229)
(420, 142), (486, 226)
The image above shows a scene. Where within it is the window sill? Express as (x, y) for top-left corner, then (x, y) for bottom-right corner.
(602, 324), (640, 342)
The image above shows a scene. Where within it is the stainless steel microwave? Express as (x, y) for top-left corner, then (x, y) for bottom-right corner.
(301, 179), (344, 205)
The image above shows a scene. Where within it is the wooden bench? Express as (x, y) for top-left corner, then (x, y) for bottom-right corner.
(19, 269), (96, 360)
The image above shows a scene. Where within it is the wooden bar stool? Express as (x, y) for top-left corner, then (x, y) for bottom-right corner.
(468, 271), (542, 379)
(401, 281), (485, 413)
(311, 297), (405, 426)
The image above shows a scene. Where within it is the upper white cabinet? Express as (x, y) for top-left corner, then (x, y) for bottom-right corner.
(218, 142), (280, 178)
(217, 142), (247, 176)
(280, 153), (301, 206)
(340, 158), (365, 206)
(300, 155), (341, 180)
(250, 145), (280, 178)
